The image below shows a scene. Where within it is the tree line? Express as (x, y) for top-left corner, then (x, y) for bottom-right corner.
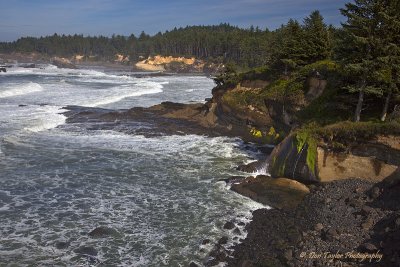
(0, 24), (271, 67)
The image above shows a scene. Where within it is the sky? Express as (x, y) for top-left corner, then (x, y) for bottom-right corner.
(0, 0), (349, 42)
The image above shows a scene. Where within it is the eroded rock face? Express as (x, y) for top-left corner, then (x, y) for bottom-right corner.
(268, 134), (399, 184)
(268, 134), (318, 183)
(134, 55), (208, 73)
(317, 147), (398, 182)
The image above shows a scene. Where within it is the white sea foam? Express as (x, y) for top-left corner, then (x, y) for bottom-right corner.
(24, 112), (67, 132)
(0, 68), (261, 266)
(0, 82), (44, 98)
(86, 85), (163, 107)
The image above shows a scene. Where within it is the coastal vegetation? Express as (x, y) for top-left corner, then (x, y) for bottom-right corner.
(2, 2), (397, 125)
(212, 1), (400, 131)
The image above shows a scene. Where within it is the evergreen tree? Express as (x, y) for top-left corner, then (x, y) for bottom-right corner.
(340, 0), (383, 122)
(303, 10), (332, 63)
(376, 0), (400, 121)
(279, 19), (306, 74)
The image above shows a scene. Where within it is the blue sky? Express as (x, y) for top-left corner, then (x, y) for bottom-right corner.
(0, 0), (348, 42)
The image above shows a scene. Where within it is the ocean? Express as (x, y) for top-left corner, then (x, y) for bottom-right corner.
(0, 65), (265, 266)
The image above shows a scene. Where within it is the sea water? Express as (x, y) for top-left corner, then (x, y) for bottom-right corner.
(0, 65), (264, 266)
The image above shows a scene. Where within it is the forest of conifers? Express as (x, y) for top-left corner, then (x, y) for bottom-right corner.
(1, 0), (399, 123)
(0, 12), (332, 68)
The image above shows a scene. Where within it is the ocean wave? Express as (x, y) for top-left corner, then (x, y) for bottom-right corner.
(86, 83), (164, 107)
(23, 106), (67, 132)
(0, 82), (44, 98)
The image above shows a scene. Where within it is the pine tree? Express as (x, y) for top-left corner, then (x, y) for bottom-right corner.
(303, 10), (332, 63)
(376, 0), (400, 121)
(340, 0), (383, 122)
(279, 19), (307, 74)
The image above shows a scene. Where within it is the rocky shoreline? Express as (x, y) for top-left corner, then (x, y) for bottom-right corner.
(62, 98), (400, 267)
(221, 173), (400, 267)
(63, 101), (400, 267)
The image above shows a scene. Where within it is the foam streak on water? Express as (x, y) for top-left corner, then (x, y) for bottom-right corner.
(0, 82), (44, 98)
(0, 66), (261, 266)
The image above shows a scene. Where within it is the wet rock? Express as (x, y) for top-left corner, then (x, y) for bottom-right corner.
(223, 221), (235, 230)
(218, 236), (228, 245)
(189, 261), (199, 267)
(207, 244), (228, 266)
(74, 246), (98, 256)
(20, 63), (35, 68)
(258, 145), (275, 155)
(18, 104), (27, 107)
(55, 241), (69, 249)
(236, 160), (266, 173)
(88, 226), (118, 238)
(202, 239), (211, 245)
(231, 176), (310, 210)
(233, 228), (242, 235)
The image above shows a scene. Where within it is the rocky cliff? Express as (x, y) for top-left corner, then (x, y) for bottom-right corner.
(269, 131), (400, 184)
(134, 55), (224, 73)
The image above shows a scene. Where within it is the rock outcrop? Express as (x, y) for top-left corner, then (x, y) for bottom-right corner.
(268, 134), (399, 184)
(134, 55), (223, 73)
(135, 55), (201, 72)
(52, 57), (77, 69)
(230, 175), (310, 210)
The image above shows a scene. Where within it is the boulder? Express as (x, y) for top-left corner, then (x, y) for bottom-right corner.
(223, 221), (235, 230)
(231, 175), (310, 210)
(236, 160), (267, 173)
(55, 241), (70, 249)
(74, 246), (98, 256)
(88, 226), (118, 238)
(268, 134), (318, 183)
